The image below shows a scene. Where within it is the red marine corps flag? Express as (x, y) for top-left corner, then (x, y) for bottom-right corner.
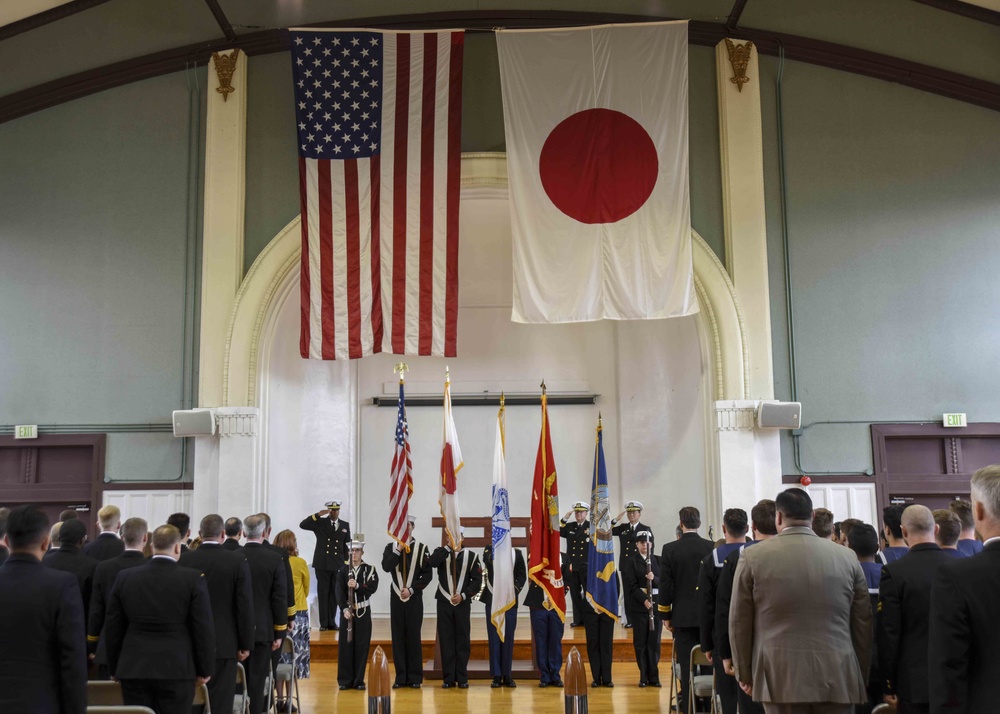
(528, 382), (566, 619)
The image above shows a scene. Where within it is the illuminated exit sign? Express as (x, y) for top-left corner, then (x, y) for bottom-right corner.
(943, 413), (967, 428)
(14, 425), (38, 439)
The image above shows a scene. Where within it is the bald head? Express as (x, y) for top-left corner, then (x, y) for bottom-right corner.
(901, 504), (936, 545)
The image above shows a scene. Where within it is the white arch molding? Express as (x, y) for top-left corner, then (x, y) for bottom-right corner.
(219, 152), (750, 528)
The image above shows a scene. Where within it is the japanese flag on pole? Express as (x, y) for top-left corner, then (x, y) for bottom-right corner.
(439, 370), (463, 549)
(497, 22), (697, 323)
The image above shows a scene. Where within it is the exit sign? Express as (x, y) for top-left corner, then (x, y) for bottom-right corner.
(943, 413), (967, 428)
(14, 425), (38, 439)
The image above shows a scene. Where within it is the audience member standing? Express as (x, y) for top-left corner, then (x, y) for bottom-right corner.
(88, 517), (149, 679)
(242, 514), (289, 714)
(658, 505), (713, 713)
(179, 514), (255, 714)
(730, 488), (871, 714)
(847, 523), (884, 714)
(223, 517), (244, 550)
(105, 525), (215, 714)
(812, 508), (837, 541)
(880, 505), (909, 564)
(260, 512), (297, 633)
(949, 499), (982, 557)
(699, 508), (749, 714)
(166, 513), (192, 553)
(44, 518), (98, 618)
(930, 465), (1000, 713)
(877, 506), (951, 714)
(274, 529), (312, 708)
(719, 499), (776, 714)
(932, 510), (965, 557)
(381, 516), (432, 689)
(83, 505), (125, 561)
(0, 506), (86, 714)
(300, 501), (351, 631)
(0, 507), (9, 565)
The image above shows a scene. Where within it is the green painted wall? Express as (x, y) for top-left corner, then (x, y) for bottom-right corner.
(243, 39), (726, 273)
(0, 70), (205, 482)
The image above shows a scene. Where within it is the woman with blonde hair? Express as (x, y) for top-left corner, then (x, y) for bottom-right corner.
(274, 529), (311, 711)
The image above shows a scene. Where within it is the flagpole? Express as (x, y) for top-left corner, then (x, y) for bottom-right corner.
(446, 366), (458, 595)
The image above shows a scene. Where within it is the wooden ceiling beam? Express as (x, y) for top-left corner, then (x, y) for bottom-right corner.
(203, 0), (236, 42)
(912, 0), (1000, 26)
(0, 10), (998, 125)
(0, 0), (112, 42)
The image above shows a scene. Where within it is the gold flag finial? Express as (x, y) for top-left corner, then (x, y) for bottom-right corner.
(540, 379), (547, 396)
(500, 391), (505, 409)
(394, 362), (408, 383)
(598, 412), (603, 429)
(445, 365), (450, 385)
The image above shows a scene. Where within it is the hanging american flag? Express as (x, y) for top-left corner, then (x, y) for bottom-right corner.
(291, 29), (464, 360)
(387, 377), (414, 551)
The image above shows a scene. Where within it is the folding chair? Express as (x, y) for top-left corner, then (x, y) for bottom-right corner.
(192, 681), (212, 714)
(263, 662), (276, 714)
(274, 636), (302, 713)
(87, 680), (124, 706)
(688, 645), (716, 714)
(233, 661), (251, 714)
(872, 706), (897, 714)
(86, 707), (156, 714)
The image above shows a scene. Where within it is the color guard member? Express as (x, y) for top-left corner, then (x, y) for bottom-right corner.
(429, 529), (483, 689)
(482, 542), (527, 688)
(381, 516), (432, 689)
(623, 531), (662, 687)
(337, 539), (379, 690)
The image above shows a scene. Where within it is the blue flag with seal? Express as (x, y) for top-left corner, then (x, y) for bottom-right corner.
(586, 416), (618, 619)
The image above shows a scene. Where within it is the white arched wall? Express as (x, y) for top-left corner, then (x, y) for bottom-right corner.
(215, 153), (751, 614)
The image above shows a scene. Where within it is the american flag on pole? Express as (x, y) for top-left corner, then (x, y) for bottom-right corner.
(291, 29), (464, 360)
(387, 377), (413, 551)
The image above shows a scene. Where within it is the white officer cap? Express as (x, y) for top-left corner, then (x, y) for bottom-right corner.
(625, 500), (643, 512)
(407, 515), (416, 525)
(635, 530), (654, 543)
(325, 500), (342, 509)
(573, 501), (590, 512)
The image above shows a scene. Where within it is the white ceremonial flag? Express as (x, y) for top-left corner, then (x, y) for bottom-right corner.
(439, 370), (463, 549)
(497, 22), (697, 323)
(490, 401), (515, 640)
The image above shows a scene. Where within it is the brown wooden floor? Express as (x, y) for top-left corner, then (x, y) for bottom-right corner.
(289, 660), (679, 713)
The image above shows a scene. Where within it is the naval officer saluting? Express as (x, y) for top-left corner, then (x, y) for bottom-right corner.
(300, 500), (351, 630)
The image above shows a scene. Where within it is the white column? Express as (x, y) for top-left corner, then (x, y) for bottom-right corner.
(715, 400), (783, 509)
(192, 407), (260, 522)
(716, 39), (774, 400)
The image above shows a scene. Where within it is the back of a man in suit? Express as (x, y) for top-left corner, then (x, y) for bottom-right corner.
(179, 513), (255, 714)
(87, 517), (149, 678)
(0, 507), (10, 565)
(43, 518), (98, 618)
(877, 505), (952, 714)
(242, 513), (289, 714)
(259, 511), (297, 672)
(730, 488), (871, 714)
(658, 505), (714, 713)
(105, 524), (215, 714)
(82, 505), (125, 562)
(0, 505), (87, 714)
(223, 516), (244, 550)
(930, 465), (1000, 714)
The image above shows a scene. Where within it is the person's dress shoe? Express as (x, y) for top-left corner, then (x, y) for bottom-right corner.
(638, 681), (647, 688)
(392, 683), (402, 689)
(330, 624), (339, 630)
(410, 683), (421, 689)
(552, 679), (564, 688)
(603, 681), (615, 687)
(458, 682), (469, 689)
(339, 685), (349, 690)
(442, 683), (453, 689)
(570, 622), (582, 627)
(355, 684), (365, 690)
(502, 677), (516, 688)
(539, 681), (549, 688)
(591, 681), (601, 688)
(491, 677), (502, 688)
(651, 681), (662, 688)
(623, 623), (633, 629)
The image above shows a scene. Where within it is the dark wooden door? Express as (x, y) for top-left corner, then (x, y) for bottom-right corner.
(871, 423), (1000, 524)
(0, 434), (105, 539)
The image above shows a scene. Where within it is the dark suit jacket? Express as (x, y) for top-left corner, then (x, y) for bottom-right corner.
(929, 539), (1000, 713)
(428, 547), (482, 604)
(0, 544), (10, 565)
(105, 558), (215, 680)
(82, 532), (125, 562)
(179, 542), (254, 657)
(242, 542), (288, 644)
(658, 532), (713, 627)
(44, 545), (98, 617)
(263, 539), (296, 619)
(88, 550), (147, 662)
(223, 538), (242, 551)
(0, 553), (87, 714)
(697, 542), (745, 653)
(714, 543), (760, 661)
(481, 546), (527, 608)
(299, 514), (352, 571)
(877, 542), (951, 703)
(622, 552), (661, 618)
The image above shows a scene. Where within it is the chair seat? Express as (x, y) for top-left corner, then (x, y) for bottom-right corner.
(691, 674), (714, 696)
(275, 663), (293, 680)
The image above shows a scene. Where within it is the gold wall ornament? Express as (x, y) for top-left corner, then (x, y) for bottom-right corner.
(211, 49), (241, 102)
(725, 39), (755, 92)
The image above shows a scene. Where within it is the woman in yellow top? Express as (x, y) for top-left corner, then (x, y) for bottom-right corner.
(275, 529), (311, 711)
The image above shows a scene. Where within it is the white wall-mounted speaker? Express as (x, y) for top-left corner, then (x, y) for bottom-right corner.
(756, 401), (802, 429)
(172, 409), (216, 437)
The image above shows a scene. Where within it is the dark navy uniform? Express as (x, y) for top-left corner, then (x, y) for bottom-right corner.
(242, 542), (289, 714)
(0, 553), (87, 714)
(429, 546), (482, 687)
(560, 518), (590, 626)
(525, 579), (566, 686)
(381, 539), (432, 687)
(336, 561), (379, 688)
(716, 543), (763, 714)
(611, 517), (652, 626)
(105, 558), (216, 714)
(82, 532), (125, 562)
(697, 542), (745, 713)
(482, 545), (527, 683)
(179, 542), (255, 714)
(622, 551), (662, 686)
(299, 512), (351, 628)
(88, 550), (147, 676)
(44, 544), (98, 619)
(658, 531), (713, 712)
